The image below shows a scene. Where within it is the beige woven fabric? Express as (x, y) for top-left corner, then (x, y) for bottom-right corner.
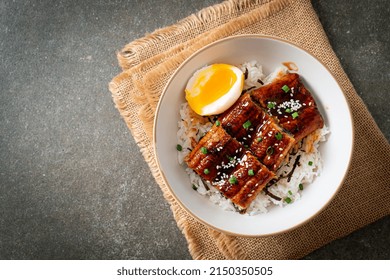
(109, 0), (390, 259)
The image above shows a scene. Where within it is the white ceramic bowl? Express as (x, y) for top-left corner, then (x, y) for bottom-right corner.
(154, 35), (353, 236)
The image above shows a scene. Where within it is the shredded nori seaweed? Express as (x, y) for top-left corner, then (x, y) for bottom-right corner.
(286, 155), (301, 183)
(241, 86), (256, 94)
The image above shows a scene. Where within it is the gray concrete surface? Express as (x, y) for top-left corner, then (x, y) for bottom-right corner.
(0, 0), (388, 260)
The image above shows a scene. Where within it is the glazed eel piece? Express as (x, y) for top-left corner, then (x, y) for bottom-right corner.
(214, 151), (275, 211)
(185, 124), (243, 182)
(185, 125), (275, 211)
(218, 93), (295, 171)
(250, 73), (324, 142)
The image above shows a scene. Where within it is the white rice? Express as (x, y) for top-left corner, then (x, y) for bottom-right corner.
(177, 61), (329, 215)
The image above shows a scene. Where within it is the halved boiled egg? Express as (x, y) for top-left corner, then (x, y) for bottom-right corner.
(185, 64), (244, 116)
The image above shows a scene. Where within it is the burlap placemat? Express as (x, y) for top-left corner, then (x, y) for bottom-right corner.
(109, 0), (390, 259)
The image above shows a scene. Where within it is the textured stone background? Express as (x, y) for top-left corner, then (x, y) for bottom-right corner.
(0, 0), (388, 259)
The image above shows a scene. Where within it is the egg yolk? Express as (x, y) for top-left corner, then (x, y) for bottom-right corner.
(185, 64), (239, 115)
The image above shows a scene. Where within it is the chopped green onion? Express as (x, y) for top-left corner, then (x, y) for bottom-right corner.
(308, 161), (313, 166)
(267, 102), (276, 109)
(200, 147), (208, 154)
(256, 137), (263, 142)
(215, 120), (221, 127)
(284, 197), (292, 204)
(285, 108), (292, 113)
(229, 176), (238, 184)
(243, 120), (252, 129)
(248, 169), (255, 176)
(292, 112), (299, 119)
(275, 132), (283, 140)
(288, 190), (293, 195)
(192, 184), (198, 190)
(299, 183), (304, 190)
(266, 146), (274, 155)
(282, 85), (290, 93)
(203, 169), (210, 175)
(176, 144), (182, 151)
(227, 155), (234, 162)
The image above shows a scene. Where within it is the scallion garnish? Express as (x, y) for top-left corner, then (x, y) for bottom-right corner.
(256, 137), (263, 143)
(267, 102), (276, 109)
(275, 132), (283, 140)
(284, 197), (292, 204)
(176, 144), (182, 151)
(203, 168), (210, 175)
(243, 120), (252, 129)
(200, 147), (208, 154)
(288, 190), (293, 195)
(285, 108), (292, 113)
(229, 176), (238, 184)
(215, 120), (221, 127)
(248, 169), (255, 176)
(308, 161), (313, 166)
(292, 112), (299, 119)
(192, 184), (198, 191)
(299, 183), (304, 190)
(282, 85), (290, 93)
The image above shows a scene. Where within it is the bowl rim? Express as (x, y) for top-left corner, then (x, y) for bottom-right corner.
(153, 34), (355, 237)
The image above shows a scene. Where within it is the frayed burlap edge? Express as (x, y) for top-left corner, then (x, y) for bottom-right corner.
(116, 0), (291, 70)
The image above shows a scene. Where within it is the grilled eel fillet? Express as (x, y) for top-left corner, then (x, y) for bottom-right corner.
(219, 93), (295, 171)
(185, 125), (275, 211)
(251, 73), (324, 141)
(215, 151), (275, 211)
(185, 124), (243, 182)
